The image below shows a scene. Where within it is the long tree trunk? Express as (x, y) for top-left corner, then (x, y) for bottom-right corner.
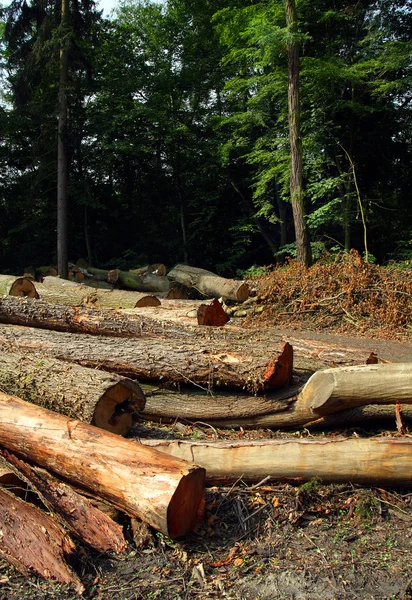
(57, 0), (69, 279)
(167, 264), (249, 302)
(0, 319), (293, 393)
(0, 393), (205, 538)
(285, 0), (312, 267)
(141, 437), (412, 487)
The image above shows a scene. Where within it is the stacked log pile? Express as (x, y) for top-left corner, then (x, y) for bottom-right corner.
(1, 263), (412, 592)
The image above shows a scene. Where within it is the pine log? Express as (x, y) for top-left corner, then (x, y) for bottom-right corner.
(36, 278), (161, 308)
(300, 363), (412, 417)
(0, 275), (38, 298)
(0, 349), (145, 435)
(167, 264), (249, 302)
(3, 450), (126, 554)
(0, 487), (83, 593)
(0, 322), (293, 392)
(141, 437), (412, 486)
(0, 393), (205, 538)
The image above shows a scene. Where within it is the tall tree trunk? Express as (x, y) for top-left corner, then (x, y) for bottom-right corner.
(57, 0), (69, 279)
(285, 0), (312, 267)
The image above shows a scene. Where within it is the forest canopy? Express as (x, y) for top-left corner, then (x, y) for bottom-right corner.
(0, 0), (410, 275)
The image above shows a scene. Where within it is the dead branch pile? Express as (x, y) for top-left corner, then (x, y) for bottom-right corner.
(253, 250), (412, 337)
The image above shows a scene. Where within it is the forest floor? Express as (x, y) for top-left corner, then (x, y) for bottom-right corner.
(1, 253), (412, 600)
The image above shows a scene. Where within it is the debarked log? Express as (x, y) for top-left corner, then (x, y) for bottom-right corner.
(141, 437), (412, 486)
(38, 277), (161, 308)
(167, 264), (249, 303)
(0, 322), (293, 393)
(0, 349), (145, 435)
(0, 393), (205, 538)
(3, 450), (126, 554)
(300, 363), (412, 416)
(0, 487), (83, 594)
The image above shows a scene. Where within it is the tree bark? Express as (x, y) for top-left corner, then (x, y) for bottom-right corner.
(285, 0), (312, 267)
(0, 349), (145, 435)
(167, 264), (250, 302)
(141, 437), (412, 486)
(3, 450), (126, 554)
(0, 321), (293, 393)
(0, 393), (205, 538)
(0, 487), (83, 593)
(129, 264), (167, 277)
(0, 275), (38, 298)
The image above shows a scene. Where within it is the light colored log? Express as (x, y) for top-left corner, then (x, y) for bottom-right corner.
(0, 392), (205, 538)
(0, 487), (83, 593)
(300, 363), (412, 416)
(37, 278), (161, 308)
(167, 264), (249, 302)
(0, 275), (38, 298)
(0, 349), (145, 435)
(141, 437), (412, 486)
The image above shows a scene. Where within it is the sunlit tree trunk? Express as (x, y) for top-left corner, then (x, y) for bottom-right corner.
(285, 0), (312, 267)
(57, 0), (69, 279)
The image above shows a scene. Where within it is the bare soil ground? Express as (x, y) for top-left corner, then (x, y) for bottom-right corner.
(2, 320), (412, 600)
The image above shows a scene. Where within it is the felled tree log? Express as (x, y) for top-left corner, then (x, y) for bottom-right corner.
(0, 349), (145, 435)
(0, 296), (170, 337)
(167, 264), (249, 302)
(141, 383), (301, 422)
(300, 363), (412, 416)
(36, 278), (161, 308)
(115, 270), (170, 293)
(130, 263), (167, 277)
(3, 450), (126, 554)
(0, 393), (205, 538)
(0, 322), (293, 392)
(0, 486), (83, 593)
(0, 275), (38, 298)
(141, 437), (412, 486)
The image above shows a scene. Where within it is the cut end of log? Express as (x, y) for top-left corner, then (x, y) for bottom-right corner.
(235, 282), (250, 303)
(9, 278), (39, 299)
(168, 467), (206, 538)
(197, 298), (229, 327)
(134, 295), (161, 308)
(93, 379), (146, 435)
(263, 342), (293, 390)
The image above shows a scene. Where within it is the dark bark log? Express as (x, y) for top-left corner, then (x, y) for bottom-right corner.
(167, 264), (250, 302)
(0, 487), (83, 593)
(0, 321), (293, 393)
(3, 450), (126, 554)
(140, 437), (412, 486)
(0, 392), (205, 538)
(116, 270), (170, 293)
(0, 349), (145, 435)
